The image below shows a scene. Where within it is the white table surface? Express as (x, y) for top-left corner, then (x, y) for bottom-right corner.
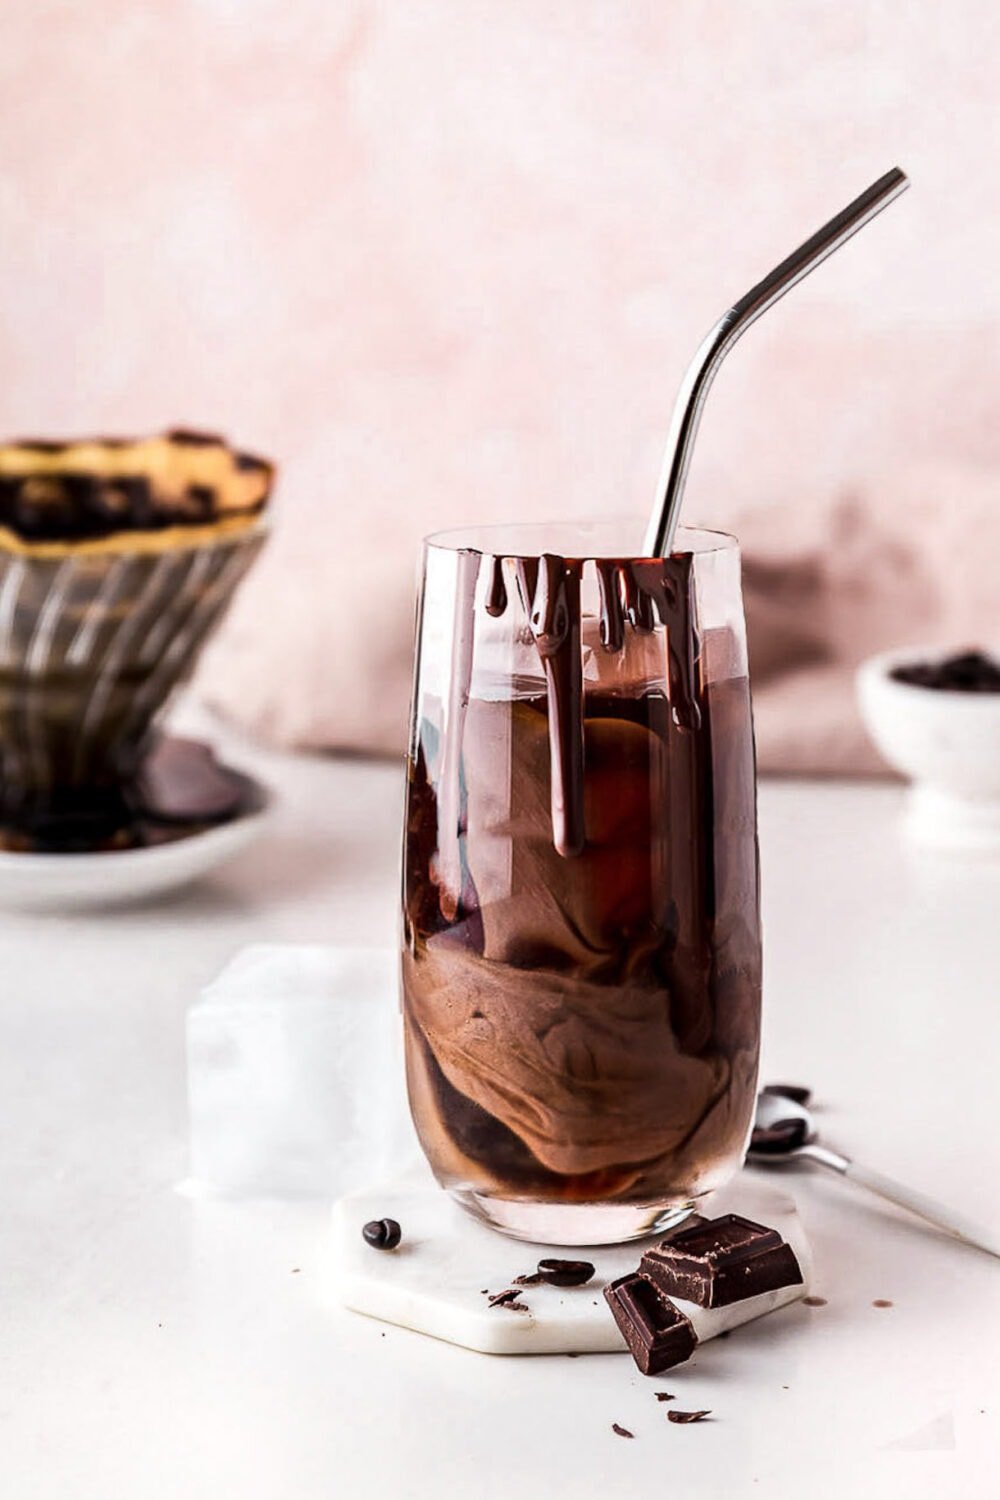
(2, 706), (998, 1500)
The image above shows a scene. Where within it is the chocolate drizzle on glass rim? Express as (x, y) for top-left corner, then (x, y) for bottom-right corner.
(471, 548), (701, 859)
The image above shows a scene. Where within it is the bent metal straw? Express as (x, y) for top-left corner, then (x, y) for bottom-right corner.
(644, 166), (910, 559)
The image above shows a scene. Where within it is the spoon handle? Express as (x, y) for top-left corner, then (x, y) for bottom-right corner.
(831, 1155), (1000, 1260)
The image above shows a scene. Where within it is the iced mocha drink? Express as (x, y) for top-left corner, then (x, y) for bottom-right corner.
(401, 528), (761, 1242)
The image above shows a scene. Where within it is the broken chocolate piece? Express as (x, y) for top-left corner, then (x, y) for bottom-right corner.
(654, 1392), (675, 1402)
(536, 1258), (595, 1287)
(667, 1409), (711, 1424)
(603, 1273), (698, 1376)
(611, 1423), (634, 1439)
(640, 1213), (802, 1309)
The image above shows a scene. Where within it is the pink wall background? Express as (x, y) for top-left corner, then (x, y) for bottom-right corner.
(2, 2), (998, 768)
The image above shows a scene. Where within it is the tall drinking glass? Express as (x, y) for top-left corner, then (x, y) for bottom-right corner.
(401, 522), (761, 1244)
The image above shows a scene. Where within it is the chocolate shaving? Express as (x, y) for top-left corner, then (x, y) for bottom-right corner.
(654, 1392), (676, 1402)
(611, 1423), (634, 1439)
(667, 1410), (711, 1424)
(488, 1289), (528, 1311)
(512, 1272), (544, 1286)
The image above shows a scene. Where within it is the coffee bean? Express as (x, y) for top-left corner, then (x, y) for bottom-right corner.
(537, 1258), (595, 1287)
(362, 1217), (402, 1250)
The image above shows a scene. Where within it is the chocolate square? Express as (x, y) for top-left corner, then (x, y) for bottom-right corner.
(640, 1213), (803, 1308)
(603, 1272), (698, 1376)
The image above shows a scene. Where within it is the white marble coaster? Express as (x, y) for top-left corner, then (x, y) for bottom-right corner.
(329, 1175), (812, 1356)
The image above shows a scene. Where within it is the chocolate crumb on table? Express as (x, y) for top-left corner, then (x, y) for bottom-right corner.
(872, 1299), (893, 1308)
(667, 1410), (712, 1424)
(654, 1392), (676, 1402)
(611, 1423), (634, 1439)
(487, 1289), (529, 1311)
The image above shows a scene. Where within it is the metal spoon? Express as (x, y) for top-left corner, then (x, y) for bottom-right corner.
(749, 1090), (1000, 1260)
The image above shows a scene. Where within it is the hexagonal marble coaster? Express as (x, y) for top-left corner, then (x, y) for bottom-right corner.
(329, 1175), (812, 1356)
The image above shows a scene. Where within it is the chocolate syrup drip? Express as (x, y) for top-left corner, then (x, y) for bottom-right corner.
(478, 550), (701, 852)
(526, 555), (585, 859)
(514, 557), (539, 619)
(595, 560), (625, 652)
(621, 565), (657, 634)
(484, 555), (508, 617)
(627, 558), (701, 732)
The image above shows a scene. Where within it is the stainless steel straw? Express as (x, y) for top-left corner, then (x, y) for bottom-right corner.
(643, 166), (910, 559)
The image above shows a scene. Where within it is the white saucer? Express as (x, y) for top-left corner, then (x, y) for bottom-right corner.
(0, 800), (270, 912)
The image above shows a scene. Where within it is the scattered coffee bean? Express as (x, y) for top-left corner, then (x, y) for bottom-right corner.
(362, 1218), (402, 1250)
(667, 1410), (712, 1424)
(537, 1258), (595, 1287)
(611, 1423), (634, 1439)
(762, 1083), (812, 1106)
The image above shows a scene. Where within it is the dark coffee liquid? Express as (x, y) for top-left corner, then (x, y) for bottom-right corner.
(402, 563), (761, 1206)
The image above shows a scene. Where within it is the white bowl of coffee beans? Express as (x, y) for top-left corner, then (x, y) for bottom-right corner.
(857, 647), (1000, 850)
